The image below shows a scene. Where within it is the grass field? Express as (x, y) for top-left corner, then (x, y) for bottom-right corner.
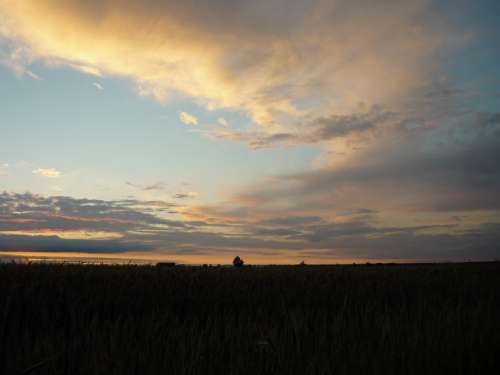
(1, 262), (499, 374)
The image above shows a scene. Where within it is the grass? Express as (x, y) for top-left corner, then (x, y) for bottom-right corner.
(0, 262), (499, 374)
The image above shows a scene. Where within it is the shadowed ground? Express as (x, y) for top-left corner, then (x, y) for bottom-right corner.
(1, 263), (499, 374)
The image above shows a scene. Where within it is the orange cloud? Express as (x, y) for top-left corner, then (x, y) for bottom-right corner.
(0, 0), (455, 137)
(32, 167), (61, 178)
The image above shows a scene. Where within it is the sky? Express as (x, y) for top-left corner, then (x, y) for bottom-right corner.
(0, 0), (499, 264)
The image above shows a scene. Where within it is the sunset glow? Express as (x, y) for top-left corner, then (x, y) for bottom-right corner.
(1, 0), (499, 264)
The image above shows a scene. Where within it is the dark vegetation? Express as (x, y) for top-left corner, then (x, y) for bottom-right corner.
(1, 262), (500, 374)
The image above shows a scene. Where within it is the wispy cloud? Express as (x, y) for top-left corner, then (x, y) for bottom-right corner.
(174, 192), (198, 199)
(32, 168), (61, 178)
(0, 45), (40, 80)
(179, 111), (198, 126)
(92, 82), (104, 90)
(217, 117), (228, 127)
(126, 181), (167, 191)
(202, 105), (393, 148)
(25, 70), (41, 80)
(0, 163), (8, 176)
(69, 63), (102, 77)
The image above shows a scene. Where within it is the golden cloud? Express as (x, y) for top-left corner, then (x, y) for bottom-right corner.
(179, 111), (198, 126)
(0, 0), (453, 133)
(32, 167), (61, 178)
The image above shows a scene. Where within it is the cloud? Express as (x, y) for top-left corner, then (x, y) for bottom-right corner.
(0, 192), (182, 234)
(179, 111), (198, 126)
(173, 192), (197, 199)
(71, 63), (102, 77)
(221, 113), (500, 215)
(1, 1), (497, 263)
(143, 182), (167, 191)
(0, 0), (457, 142)
(32, 168), (61, 178)
(259, 216), (323, 226)
(0, 163), (8, 175)
(0, 43), (30, 76)
(92, 82), (103, 90)
(0, 233), (153, 253)
(126, 181), (168, 191)
(125, 182), (197, 202)
(25, 70), (40, 80)
(217, 117), (228, 127)
(204, 105), (394, 148)
(175, 106), (500, 261)
(0, 191), (498, 261)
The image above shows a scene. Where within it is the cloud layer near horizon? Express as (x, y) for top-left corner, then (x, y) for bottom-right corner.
(1, 191), (499, 263)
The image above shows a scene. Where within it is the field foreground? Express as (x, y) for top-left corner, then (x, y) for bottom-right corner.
(1, 263), (499, 374)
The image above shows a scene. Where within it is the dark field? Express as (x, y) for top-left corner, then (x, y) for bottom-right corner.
(1, 263), (500, 374)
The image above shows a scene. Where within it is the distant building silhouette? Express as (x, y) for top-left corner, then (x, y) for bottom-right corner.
(233, 256), (244, 267)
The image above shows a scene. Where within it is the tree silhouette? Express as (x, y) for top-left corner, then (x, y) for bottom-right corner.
(233, 256), (244, 267)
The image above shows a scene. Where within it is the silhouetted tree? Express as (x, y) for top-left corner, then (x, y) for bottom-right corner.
(233, 256), (244, 267)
